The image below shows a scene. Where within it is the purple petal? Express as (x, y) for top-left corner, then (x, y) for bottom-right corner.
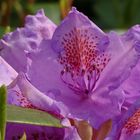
(25, 9), (56, 39)
(94, 29), (140, 97)
(0, 56), (17, 86)
(122, 60), (140, 105)
(0, 9), (56, 73)
(0, 37), (29, 73)
(26, 40), (68, 93)
(99, 25), (140, 111)
(123, 24), (140, 50)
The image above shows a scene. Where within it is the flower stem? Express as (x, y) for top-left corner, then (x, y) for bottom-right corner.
(0, 85), (7, 140)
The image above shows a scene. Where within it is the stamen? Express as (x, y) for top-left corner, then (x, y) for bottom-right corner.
(60, 70), (82, 95)
(90, 69), (100, 92)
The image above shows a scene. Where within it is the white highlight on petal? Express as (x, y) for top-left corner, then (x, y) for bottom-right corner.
(0, 56), (18, 86)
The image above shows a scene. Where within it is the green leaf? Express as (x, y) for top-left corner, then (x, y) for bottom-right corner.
(7, 105), (63, 128)
(0, 85), (7, 140)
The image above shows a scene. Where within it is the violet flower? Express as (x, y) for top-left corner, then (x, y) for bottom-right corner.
(105, 99), (140, 140)
(1, 8), (140, 130)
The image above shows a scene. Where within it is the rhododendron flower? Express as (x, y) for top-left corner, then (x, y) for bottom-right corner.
(1, 7), (140, 130)
(105, 100), (140, 140)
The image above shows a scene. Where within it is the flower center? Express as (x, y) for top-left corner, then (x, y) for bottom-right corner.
(124, 109), (140, 135)
(59, 27), (110, 95)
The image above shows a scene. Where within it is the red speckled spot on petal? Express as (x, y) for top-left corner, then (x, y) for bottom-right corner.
(15, 91), (37, 109)
(59, 28), (110, 75)
(59, 28), (111, 95)
(124, 109), (140, 135)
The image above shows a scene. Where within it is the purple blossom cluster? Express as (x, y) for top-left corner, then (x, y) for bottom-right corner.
(1, 7), (140, 140)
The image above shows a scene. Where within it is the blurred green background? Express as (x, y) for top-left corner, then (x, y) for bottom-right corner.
(0, 0), (140, 37)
